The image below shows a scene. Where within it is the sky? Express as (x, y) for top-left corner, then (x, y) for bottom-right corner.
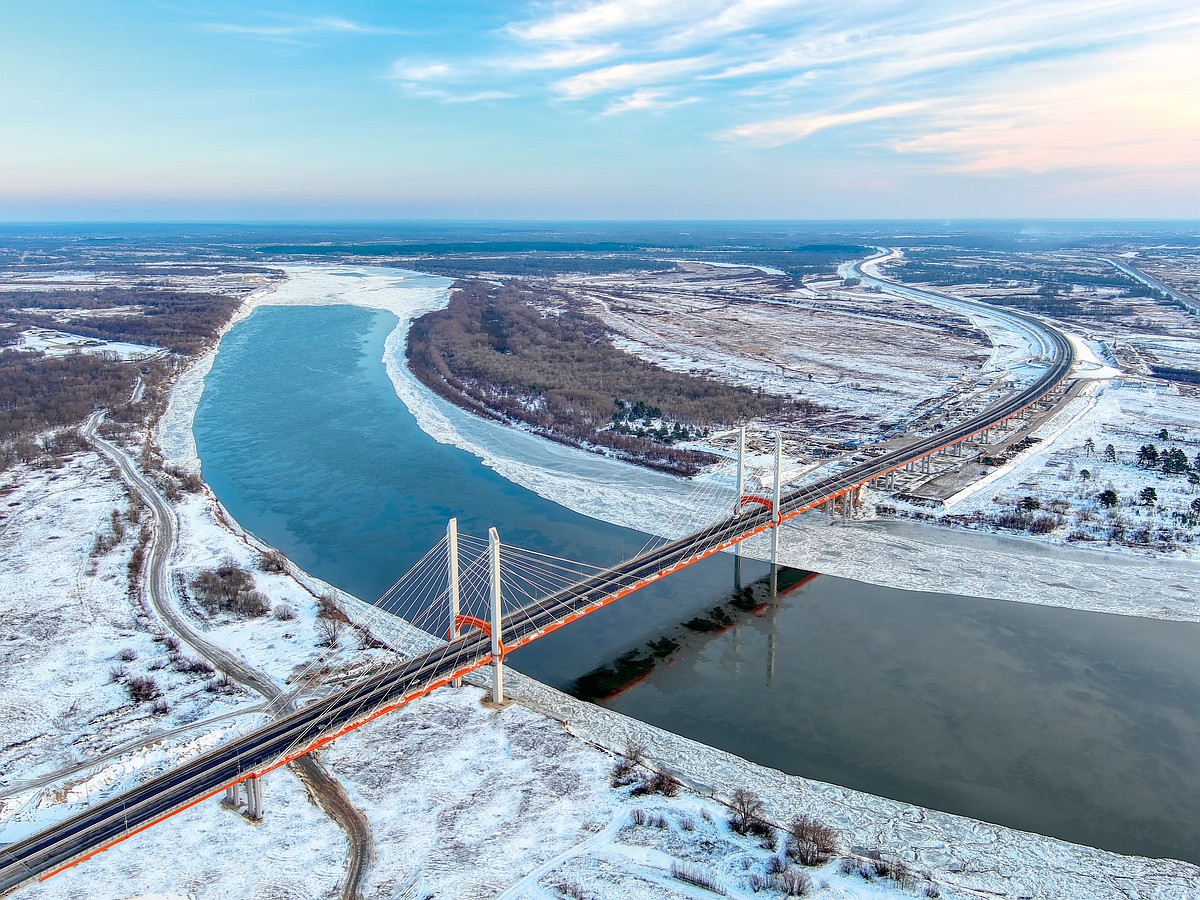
(1, 0), (1198, 220)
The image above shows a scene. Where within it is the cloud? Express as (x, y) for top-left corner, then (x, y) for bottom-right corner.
(553, 56), (712, 98)
(199, 15), (404, 43)
(387, 59), (515, 103)
(718, 101), (931, 146)
(891, 41), (1200, 175)
(603, 89), (701, 115)
(392, 62), (455, 82)
(506, 44), (623, 70)
(508, 0), (697, 43)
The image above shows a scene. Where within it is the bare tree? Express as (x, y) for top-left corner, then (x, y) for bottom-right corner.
(728, 788), (765, 835)
(317, 616), (346, 649)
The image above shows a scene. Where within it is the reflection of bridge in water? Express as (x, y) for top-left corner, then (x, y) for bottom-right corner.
(0, 290), (1076, 893)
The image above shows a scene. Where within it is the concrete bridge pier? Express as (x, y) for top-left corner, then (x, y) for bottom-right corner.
(222, 783), (242, 810)
(244, 776), (264, 821)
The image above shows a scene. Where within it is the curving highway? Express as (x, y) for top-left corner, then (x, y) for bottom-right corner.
(0, 261), (1075, 895)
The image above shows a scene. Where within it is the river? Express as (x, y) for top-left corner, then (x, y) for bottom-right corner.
(194, 302), (1200, 864)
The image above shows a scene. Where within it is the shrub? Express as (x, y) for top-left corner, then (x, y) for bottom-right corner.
(109, 665), (127, 683)
(790, 840), (830, 867)
(647, 770), (681, 797)
(550, 882), (588, 900)
(629, 808), (647, 826)
(233, 589), (270, 618)
(117, 647), (138, 662)
(173, 656), (215, 676)
(152, 699), (170, 716)
(190, 561), (268, 618)
(273, 603), (298, 621)
(205, 674), (238, 695)
(786, 814), (838, 865)
(316, 592), (347, 621)
(127, 675), (161, 703)
(771, 869), (812, 896)
(670, 860), (726, 895)
(679, 816), (696, 832)
(610, 756), (638, 788)
(259, 549), (288, 573)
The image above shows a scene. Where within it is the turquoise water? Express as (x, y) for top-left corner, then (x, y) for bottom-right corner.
(195, 304), (1200, 864)
(194, 305), (766, 681)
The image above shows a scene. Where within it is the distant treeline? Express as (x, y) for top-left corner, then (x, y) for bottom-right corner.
(4, 287), (241, 354)
(400, 257), (678, 277)
(258, 242), (868, 279)
(260, 241), (645, 255)
(407, 281), (816, 475)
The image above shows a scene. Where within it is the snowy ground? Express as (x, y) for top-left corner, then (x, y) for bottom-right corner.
(550, 262), (990, 436)
(5, 262), (1199, 898)
(14, 328), (160, 359)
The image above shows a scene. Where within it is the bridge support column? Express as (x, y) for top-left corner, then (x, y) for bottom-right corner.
(245, 775), (263, 821)
(448, 518), (460, 686)
(489, 527), (504, 704)
(448, 518), (462, 688)
(222, 783), (242, 809)
(771, 433), (781, 596)
(735, 427), (745, 569)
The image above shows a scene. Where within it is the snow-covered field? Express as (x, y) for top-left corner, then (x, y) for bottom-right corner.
(5, 262), (1199, 898)
(550, 262), (990, 435)
(15, 328), (159, 359)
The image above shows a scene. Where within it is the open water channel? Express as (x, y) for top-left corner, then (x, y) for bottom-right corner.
(194, 304), (1200, 864)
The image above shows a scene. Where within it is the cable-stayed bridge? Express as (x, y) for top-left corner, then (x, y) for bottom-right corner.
(0, 305), (1075, 894)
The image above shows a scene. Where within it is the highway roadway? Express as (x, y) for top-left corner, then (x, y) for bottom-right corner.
(0, 270), (1075, 895)
(1102, 256), (1200, 316)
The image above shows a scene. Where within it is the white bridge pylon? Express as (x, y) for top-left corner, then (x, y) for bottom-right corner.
(326, 433), (803, 711)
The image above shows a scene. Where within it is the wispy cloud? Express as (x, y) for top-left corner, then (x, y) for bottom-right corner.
(387, 0), (1200, 185)
(505, 44), (623, 70)
(199, 15), (404, 44)
(508, 0), (697, 43)
(603, 88), (701, 115)
(718, 100), (931, 146)
(387, 59), (516, 104)
(393, 62), (455, 82)
(553, 56), (712, 98)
